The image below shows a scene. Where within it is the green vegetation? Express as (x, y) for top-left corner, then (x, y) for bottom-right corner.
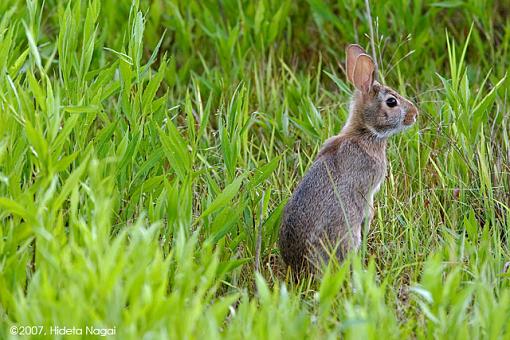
(0, 0), (509, 338)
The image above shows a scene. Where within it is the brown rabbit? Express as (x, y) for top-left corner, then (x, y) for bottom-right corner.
(279, 44), (418, 273)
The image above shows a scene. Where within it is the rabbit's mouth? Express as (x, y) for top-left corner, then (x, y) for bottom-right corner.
(403, 115), (417, 126)
(403, 107), (418, 126)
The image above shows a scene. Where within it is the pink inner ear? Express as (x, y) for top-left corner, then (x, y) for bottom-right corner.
(352, 54), (375, 92)
(346, 45), (366, 83)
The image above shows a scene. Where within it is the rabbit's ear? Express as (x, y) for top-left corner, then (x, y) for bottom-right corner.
(352, 54), (375, 93)
(346, 44), (366, 83)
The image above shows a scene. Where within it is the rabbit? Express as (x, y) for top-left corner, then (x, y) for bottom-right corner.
(279, 44), (418, 273)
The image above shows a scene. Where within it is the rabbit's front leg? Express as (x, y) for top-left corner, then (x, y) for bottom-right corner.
(368, 204), (375, 224)
(360, 199), (377, 244)
(362, 205), (375, 231)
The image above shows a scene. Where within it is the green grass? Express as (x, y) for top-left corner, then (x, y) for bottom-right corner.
(0, 0), (509, 338)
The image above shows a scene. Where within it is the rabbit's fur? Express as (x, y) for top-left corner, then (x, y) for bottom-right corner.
(279, 44), (418, 273)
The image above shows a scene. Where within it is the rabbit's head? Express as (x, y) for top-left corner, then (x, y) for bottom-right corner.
(345, 44), (418, 138)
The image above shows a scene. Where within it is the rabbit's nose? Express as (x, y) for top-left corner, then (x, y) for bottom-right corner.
(403, 106), (418, 126)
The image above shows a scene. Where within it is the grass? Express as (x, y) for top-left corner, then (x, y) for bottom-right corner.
(0, 0), (509, 338)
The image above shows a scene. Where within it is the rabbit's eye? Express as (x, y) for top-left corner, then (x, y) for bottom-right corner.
(386, 97), (398, 108)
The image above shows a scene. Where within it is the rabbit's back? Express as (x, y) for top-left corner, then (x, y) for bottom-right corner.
(279, 138), (386, 271)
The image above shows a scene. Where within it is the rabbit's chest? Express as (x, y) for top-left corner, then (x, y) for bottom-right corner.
(368, 177), (383, 204)
(366, 159), (386, 202)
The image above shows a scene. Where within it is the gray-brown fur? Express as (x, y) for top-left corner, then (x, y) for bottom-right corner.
(279, 44), (418, 273)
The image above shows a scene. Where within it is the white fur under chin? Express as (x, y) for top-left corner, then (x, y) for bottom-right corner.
(366, 125), (398, 139)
